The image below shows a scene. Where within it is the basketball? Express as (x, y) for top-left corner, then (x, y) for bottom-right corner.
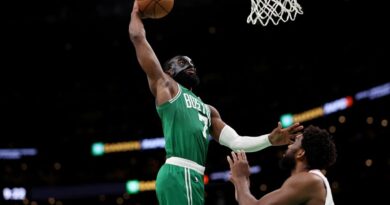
(137, 0), (174, 19)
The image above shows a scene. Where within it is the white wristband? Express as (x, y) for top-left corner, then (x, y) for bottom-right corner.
(219, 125), (272, 152)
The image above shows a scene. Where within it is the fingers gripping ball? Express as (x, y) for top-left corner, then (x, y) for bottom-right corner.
(137, 0), (174, 19)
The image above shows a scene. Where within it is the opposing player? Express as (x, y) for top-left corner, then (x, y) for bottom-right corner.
(228, 125), (337, 205)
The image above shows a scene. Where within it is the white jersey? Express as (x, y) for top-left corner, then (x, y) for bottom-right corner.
(309, 169), (335, 205)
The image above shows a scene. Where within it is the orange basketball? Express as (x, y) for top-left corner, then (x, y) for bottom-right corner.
(137, 0), (174, 19)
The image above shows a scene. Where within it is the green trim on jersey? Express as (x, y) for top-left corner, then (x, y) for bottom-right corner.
(156, 84), (211, 166)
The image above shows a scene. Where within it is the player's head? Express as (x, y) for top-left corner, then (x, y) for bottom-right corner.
(279, 125), (337, 171)
(163, 55), (200, 89)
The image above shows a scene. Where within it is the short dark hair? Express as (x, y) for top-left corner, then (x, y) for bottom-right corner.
(301, 125), (337, 170)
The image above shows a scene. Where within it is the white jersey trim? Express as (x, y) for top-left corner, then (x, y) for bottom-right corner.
(309, 169), (335, 205)
(166, 157), (205, 175)
(169, 83), (181, 103)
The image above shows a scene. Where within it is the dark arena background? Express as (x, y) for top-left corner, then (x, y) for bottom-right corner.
(1, 0), (389, 204)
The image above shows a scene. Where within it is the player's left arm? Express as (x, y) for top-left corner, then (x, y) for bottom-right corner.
(208, 105), (303, 152)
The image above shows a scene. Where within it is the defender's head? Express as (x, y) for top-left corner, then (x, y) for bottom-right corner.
(163, 55), (200, 89)
(279, 125), (337, 171)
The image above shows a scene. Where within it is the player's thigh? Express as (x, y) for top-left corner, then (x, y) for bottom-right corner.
(156, 164), (204, 205)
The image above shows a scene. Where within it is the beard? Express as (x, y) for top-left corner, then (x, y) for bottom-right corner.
(279, 153), (296, 171)
(174, 71), (200, 89)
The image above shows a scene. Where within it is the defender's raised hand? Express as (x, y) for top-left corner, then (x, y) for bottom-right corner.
(227, 151), (251, 182)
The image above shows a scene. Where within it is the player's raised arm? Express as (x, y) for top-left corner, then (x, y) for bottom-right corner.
(128, 1), (172, 98)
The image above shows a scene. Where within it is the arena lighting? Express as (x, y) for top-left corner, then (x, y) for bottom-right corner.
(91, 138), (165, 156)
(141, 138), (165, 149)
(280, 96), (353, 127)
(209, 165), (261, 181)
(0, 148), (37, 160)
(91, 136), (217, 156)
(25, 165), (262, 199)
(355, 82), (390, 100)
(2, 187), (26, 200)
(126, 180), (156, 194)
(126, 165), (261, 194)
(280, 82), (390, 127)
(323, 96), (353, 115)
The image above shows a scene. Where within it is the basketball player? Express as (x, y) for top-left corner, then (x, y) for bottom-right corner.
(227, 125), (337, 205)
(129, 1), (304, 205)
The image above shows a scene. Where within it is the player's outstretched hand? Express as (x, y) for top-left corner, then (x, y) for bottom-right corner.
(268, 122), (303, 146)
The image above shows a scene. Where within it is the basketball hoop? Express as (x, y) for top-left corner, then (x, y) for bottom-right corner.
(247, 0), (303, 26)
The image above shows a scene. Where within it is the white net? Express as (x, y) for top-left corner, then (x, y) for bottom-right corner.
(247, 0), (303, 26)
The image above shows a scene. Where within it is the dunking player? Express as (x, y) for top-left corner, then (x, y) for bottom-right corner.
(128, 1), (304, 205)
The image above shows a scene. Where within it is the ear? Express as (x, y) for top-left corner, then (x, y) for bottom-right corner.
(296, 148), (305, 159)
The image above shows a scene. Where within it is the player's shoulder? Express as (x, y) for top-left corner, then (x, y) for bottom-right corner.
(286, 172), (324, 190)
(207, 104), (218, 113)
